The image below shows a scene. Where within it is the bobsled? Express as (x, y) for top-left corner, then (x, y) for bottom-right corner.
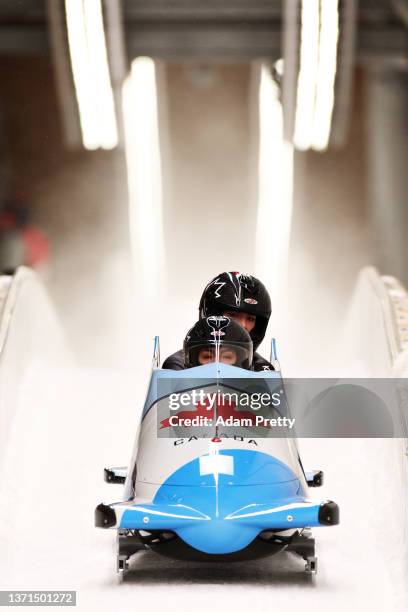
(95, 337), (339, 579)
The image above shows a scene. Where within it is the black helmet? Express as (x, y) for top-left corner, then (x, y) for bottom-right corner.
(199, 272), (271, 351)
(184, 316), (253, 369)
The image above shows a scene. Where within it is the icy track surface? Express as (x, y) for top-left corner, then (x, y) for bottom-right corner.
(0, 268), (407, 612)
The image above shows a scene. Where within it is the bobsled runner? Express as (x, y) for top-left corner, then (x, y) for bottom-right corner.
(95, 337), (339, 579)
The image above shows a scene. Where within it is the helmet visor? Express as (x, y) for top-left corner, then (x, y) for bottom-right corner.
(186, 341), (253, 369)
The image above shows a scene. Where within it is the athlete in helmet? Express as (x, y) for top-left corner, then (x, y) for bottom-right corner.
(163, 271), (273, 371)
(184, 316), (253, 370)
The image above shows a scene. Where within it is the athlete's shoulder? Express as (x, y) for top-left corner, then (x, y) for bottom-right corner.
(162, 349), (185, 370)
(253, 352), (275, 371)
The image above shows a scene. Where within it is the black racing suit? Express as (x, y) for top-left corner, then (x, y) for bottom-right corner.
(162, 349), (274, 371)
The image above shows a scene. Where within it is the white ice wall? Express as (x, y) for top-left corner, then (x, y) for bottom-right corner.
(0, 267), (69, 470)
(0, 266), (407, 610)
(337, 266), (408, 600)
(341, 266), (408, 377)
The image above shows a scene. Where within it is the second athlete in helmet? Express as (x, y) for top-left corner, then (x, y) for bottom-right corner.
(163, 271), (273, 371)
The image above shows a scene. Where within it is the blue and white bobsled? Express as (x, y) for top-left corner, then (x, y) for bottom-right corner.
(95, 337), (339, 577)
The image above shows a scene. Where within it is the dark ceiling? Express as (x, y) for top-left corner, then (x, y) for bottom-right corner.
(0, 0), (406, 65)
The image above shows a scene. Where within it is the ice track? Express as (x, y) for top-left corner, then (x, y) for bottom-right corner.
(0, 267), (407, 612)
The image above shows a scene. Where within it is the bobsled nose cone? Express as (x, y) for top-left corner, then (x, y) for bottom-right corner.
(177, 521), (259, 555)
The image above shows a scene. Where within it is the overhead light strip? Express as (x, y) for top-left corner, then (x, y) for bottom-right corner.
(122, 57), (165, 299)
(65, 0), (118, 150)
(293, 0), (339, 151)
(293, 0), (320, 150)
(256, 65), (294, 309)
(312, 0), (340, 150)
